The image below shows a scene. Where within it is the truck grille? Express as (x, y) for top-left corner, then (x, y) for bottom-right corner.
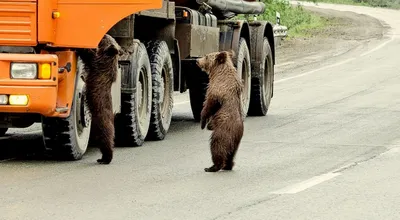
(0, 1), (37, 46)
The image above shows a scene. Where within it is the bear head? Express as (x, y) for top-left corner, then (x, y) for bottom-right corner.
(78, 34), (123, 69)
(196, 50), (235, 74)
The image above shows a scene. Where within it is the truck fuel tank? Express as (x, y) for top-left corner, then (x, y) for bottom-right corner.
(197, 0), (266, 15)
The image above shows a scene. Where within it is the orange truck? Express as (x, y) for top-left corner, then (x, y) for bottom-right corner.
(0, 0), (280, 160)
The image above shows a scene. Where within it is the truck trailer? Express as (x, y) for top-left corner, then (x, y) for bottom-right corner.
(0, 0), (282, 160)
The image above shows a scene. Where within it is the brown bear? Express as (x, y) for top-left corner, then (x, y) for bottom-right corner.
(196, 50), (244, 172)
(78, 34), (122, 164)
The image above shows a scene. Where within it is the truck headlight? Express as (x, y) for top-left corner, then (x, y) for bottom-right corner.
(10, 63), (38, 79)
(0, 95), (8, 105)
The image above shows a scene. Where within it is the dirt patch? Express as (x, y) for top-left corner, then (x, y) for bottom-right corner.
(276, 6), (389, 74)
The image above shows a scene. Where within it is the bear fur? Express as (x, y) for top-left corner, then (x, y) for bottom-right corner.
(196, 50), (244, 172)
(78, 34), (122, 164)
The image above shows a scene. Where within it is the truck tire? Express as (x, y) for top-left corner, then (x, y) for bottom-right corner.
(248, 37), (274, 116)
(185, 58), (209, 122)
(145, 40), (174, 140)
(189, 78), (208, 122)
(0, 128), (7, 136)
(115, 42), (152, 147)
(236, 37), (252, 118)
(41, 58), (91, 160)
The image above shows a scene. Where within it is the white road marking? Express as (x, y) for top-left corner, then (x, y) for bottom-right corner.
(377, 147), (400, 157)
(275, 57), (356, 84)
(276, 61), (295, 67)
(275, 35), (395, 83)
(330, 162), (358, 173)
(270, 172), (341, 194)
(360, 35), (396, 57)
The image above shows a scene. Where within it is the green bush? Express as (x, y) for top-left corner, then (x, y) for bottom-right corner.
(237, 0), (328, 38)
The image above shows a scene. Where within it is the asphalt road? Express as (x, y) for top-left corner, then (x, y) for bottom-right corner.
(1, 2), (400, 220)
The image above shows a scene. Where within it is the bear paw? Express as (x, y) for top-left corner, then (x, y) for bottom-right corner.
(97, 157), (112, 164)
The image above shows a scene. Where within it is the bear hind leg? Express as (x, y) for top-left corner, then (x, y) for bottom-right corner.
(205, 136), (226, 172)
(95, 116), (115, 164)
(222, 146), (238, 171)
(205, 153), (224, 172)
(222, 154), (235, 170)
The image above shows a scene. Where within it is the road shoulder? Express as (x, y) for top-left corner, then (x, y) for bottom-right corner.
(276, 5), (389, 77)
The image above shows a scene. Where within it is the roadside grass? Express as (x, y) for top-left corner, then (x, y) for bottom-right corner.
(300, 0), (400, 9)
(235, 0), (330, 38)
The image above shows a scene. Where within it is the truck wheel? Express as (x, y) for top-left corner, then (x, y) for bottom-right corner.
(236, 37), (251, 118)
(115, 42), (152, 146)
(186, 59), (209, 122)
(0, 128), (7, 136)
(145, 40), (174, 140)
(41, 59), (91, 160)
(248, 37), (274, 116)
(189, 79), (208, 122)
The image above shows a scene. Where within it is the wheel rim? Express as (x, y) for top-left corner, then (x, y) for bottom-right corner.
(160, 68), (166, 114)
(160, 66), (172, 128)
(241, 58), (251, 115)
(74, 69), (91, 152)
(137, 66), (149, 133)
(263, 57), (272, 105)
(263, 52), (273, 107)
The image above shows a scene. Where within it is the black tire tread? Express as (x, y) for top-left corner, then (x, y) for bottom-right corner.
(189, 72), (209, 122)
(236, 37), (252, 118)
(42, 62), (89, 161)
(248, 38), (274, 116)
(248, 78), (264, 116)
(115, 42), (151, 147)
(42, 114), (82, 160)
(115, 93), (145, 146)
(0, 128), (8, 137)
(145, 40), (174, 140)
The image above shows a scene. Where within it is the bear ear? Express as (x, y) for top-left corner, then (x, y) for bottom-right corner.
(104, 44), (122, 57)
(216, 51), (228, 64)
(77, 48), (96, 59)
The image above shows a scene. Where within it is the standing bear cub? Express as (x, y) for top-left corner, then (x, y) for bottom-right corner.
(196, 50), (244, 172)
(78, 34), (122, 164)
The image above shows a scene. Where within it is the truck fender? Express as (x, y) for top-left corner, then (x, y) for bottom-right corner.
(218, 19), (251, 63)
(249, 21), (275, 77)
(249, 20), (275, 97)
